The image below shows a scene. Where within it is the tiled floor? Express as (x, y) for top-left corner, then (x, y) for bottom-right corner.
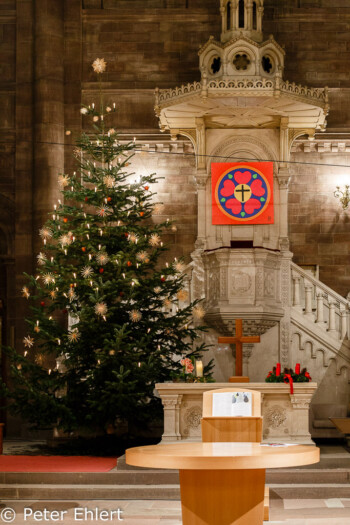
(1, 499), (350, 524)
(2, 441), (350, 523)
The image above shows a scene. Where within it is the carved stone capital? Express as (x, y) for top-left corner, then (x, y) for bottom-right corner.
(290, 395), (311, 409)
(194, 168), (208, 189)
(162, 395), (180, 408)
(279, 237), (290, 252)
(277, 167), (291, 189)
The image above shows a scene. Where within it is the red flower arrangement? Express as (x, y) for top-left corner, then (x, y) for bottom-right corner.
(265, 363), (312, 394)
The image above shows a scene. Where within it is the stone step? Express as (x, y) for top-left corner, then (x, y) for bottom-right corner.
(0, 467), (349, 486)
(2, 481), (350, 501)
(269, 484), (350, 500)
(0, 483), (181, 500)
(0, 470), (179, 485)
(266, 468), (350, 484)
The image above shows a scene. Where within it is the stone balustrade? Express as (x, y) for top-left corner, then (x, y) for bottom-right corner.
(291, 262), (350, 342)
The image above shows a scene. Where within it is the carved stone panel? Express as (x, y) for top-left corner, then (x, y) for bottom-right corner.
(202, 247), (285, 336)
(230, 270), (253, 296)
(181, 403), (202, 438)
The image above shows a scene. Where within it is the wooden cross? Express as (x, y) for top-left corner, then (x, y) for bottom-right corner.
(218, 319), (261, 377)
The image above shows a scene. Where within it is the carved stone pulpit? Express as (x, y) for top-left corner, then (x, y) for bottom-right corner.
(155, 0), (328, 372)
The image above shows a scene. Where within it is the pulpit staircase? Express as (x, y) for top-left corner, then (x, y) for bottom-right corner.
(290, 262), (350, 373)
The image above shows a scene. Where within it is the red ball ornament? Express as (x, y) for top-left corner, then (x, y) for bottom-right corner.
(63, 218), (68, 223)
(161, 277), (166, 282)
(107, 197), (112, 202)
(99, 268), (104, 274)
(40, 301), (45, 307)
(124, 233), (129, 238)
(82, 247), (86, 252)
(127, 261), (132, 267)
(144, 186), (149, 191)
(85, 197), (88, 202)
(140, 211), (144, 217)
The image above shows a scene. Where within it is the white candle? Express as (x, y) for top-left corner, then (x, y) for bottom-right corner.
(196, 360), (203, 378)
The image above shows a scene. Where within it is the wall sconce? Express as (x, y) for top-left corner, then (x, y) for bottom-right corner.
(334, 185), (350, 210)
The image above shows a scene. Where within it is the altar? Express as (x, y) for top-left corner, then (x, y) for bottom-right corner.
(155, 382), (317, 445)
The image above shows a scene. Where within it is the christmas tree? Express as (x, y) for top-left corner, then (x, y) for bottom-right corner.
(3, 58), (213, 435)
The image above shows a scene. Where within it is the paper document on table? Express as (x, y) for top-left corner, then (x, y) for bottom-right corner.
(212, 392), (252, 417)
(261, 443), (297, 447)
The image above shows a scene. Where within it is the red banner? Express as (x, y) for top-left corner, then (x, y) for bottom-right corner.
(212, 162), (274, 225)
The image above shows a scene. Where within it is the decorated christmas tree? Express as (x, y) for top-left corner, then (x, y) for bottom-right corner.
(3, 58), (212, 435)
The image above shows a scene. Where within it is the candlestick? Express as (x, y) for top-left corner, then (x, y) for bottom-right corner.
(295, 363), (301, 375)
(276, 363), (281, 376)
(196, 360), (203, 378)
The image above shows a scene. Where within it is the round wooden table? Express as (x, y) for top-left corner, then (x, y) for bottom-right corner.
(126, 442), (319, 525)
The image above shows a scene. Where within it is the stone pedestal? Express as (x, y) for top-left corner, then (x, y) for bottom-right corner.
(155, 382), (317, 445)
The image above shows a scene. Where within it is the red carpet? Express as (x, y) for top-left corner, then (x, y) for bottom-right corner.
(0, 455), (117, 472)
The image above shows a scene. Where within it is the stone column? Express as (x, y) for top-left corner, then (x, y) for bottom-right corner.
(290, 394), (314, 443)
(161, 394), (183, 442)
(246, 0), (253, 30)
(277, 167), (291, 252)
(14, 0), (35, 365)
(279, 250), (293, 367)
(64, 0), (82, 173)
(33, 0), (65, 254)
(194, 169), (208, 248)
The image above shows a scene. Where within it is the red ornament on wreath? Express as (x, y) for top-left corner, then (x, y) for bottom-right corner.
(82, 247), (86, 252)
(63, 218), (68, 223)
(107, 197), (112, 202)
(140, 211), (144, 217)
(85, 197), (88, 202)
(144, 186), (149, 191)
(40, 301), (45, 307)
(99, 268), (104, 274)
(127, 261), (132, 267)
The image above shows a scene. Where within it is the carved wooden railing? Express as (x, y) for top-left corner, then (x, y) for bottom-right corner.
(291, 262), (350, 342)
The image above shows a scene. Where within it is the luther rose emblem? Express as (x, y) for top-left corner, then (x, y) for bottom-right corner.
(211, 162), (274, 225)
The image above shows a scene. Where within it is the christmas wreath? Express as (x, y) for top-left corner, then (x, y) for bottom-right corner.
(265, 364), (312, 394)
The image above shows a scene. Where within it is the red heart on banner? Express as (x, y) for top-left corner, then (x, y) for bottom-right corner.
(234, 171), (251, 184)
(245, 198), (261, 214)
(251, 179), (265, 197)
(220, 180), (235, 197)
(226, 199), (242, 214)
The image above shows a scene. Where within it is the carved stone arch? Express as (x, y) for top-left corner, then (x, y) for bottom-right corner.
(177, 129), (196, 150)
(225, 42), (259, 75)
(316, 348), (328, 367)
(303, 339), (314, 357)
(201, 45), (224, 78)
(339, 365), (349, 378)
(206, 134), (278, 176)
(288, 128), (315, 153)
(259, 44), (283, 76)
(291, 330), (302, 354)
